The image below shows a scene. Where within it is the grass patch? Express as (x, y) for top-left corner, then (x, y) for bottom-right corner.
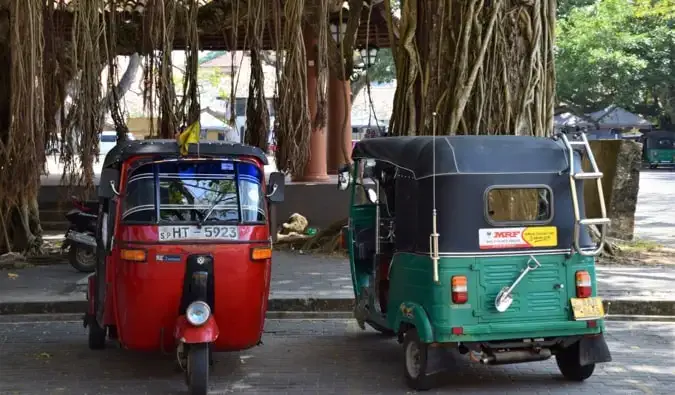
(616, 238), (663, 253)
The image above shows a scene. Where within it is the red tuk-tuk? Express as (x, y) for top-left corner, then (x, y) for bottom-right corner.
(86, 139), (284, 395)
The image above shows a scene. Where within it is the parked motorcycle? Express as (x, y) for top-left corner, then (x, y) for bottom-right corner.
(62, 196), (98, 272)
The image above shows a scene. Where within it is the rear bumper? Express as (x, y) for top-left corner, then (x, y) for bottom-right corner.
(433, 319), (603, 343)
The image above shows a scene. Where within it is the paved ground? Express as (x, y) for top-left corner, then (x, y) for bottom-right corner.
(0, 318), (672, 394)
(2, 251), (674, 306)
(634, 170), (675, 247)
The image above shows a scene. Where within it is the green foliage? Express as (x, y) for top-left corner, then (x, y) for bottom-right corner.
(555, 0), (674, 126)
(367, 48), (395, 84)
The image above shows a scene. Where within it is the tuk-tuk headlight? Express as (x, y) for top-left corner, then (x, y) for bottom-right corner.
(186, 301), (211, 326)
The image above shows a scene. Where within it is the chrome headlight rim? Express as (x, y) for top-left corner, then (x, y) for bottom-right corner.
(185, 301), (211, 326)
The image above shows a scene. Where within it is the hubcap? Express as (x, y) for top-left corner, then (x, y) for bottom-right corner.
(405, 340), (421, 378)
(77, 248), (94, 261)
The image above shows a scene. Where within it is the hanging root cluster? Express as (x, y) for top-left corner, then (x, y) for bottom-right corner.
(0, 0), (45, 254)
(143, 0), (200, 138)
(386, 0), (556, 137)
(63, 0), (103, 189)
(244, 0), (270, 150)
(274, 0), (312, 177)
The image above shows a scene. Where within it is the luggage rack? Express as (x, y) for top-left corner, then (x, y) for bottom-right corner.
(555, 132), (611, 256)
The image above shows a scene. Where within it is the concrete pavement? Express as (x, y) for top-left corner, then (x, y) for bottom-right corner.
(0, 318), (672, 394)
(1, 250), (674, 316)
(634, 169), (675, 247)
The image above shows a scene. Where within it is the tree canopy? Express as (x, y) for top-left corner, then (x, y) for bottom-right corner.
(555, 0), (674, 127)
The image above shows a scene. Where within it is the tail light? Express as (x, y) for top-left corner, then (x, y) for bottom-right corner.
(451, 276), (468, 304)
(250, 246), (272, 261)
(575, 271), (592, 298)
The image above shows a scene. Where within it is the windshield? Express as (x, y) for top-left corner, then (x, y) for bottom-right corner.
(122, 160), (265, 224)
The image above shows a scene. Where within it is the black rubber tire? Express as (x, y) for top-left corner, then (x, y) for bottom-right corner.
(403, 328), (433, 391)
(187, 343), (209, 395)
(366, 320), (395, 337)
(556, 342), (595, 381)
(107, 326), (118, 340)
(69, 245), (96, 273)
(88, 317), (106, 350)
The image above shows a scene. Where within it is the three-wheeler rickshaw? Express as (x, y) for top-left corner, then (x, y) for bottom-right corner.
(338, 132), (612, 390)
(85, 139), (285, 395)
(642, 130), (675, 169)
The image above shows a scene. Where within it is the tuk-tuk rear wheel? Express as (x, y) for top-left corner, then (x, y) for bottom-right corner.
(87, 317), (106, 350)
(186, 343), (209, 395)
(555, 342), (595, 381)
(403, 328), (433, 391)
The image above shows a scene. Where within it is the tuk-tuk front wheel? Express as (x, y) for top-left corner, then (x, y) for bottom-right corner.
(555, 341), (595, 381)
(186, 343), (209, 395)
(403, 328), (433, 391)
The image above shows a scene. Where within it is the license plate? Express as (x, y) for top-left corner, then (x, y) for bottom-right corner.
(158, 225), (238, 242)
(570, 297), (605, 320)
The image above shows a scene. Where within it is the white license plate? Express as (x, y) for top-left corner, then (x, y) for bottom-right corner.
(158, 225), (238, 242)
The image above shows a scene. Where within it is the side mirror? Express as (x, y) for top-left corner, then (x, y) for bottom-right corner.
(366, 188), (378, 203)
(267, 172), (285, 203)
(337, 164), (351, 191)
(98, 168), (120, 198)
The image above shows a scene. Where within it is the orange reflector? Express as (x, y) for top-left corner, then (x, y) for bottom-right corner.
(120, 249), (146, 262)
(251, 246), (272, 261)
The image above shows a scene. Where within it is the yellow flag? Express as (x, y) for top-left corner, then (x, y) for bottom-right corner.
(178, 120), (200, 155)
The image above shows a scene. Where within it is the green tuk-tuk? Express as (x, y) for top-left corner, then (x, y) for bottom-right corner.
(337, 132), (612, 390)
(643, 130), (675, 169)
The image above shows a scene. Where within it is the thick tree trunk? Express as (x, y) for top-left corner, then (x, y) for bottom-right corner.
(387, 0), (556, 137)
(0, 1), (46, 255)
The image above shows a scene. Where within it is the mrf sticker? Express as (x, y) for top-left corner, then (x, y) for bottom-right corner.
(479, 227), (557, 249)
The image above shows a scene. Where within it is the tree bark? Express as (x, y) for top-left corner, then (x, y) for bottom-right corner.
(387, 0), (557, 137)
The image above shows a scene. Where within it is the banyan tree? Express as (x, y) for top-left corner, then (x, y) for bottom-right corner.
(0, 0), (557, 255)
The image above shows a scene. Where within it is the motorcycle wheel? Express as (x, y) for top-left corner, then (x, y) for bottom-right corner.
(69, 245), (96, 273)
(186, 343), (209, 395)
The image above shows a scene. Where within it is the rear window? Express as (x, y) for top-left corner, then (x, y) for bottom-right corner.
(486, 187), (552, 224)
(657, 138), (674, 149)
(100, 134), (116, 142)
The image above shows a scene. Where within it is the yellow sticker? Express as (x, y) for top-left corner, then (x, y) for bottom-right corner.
(522, 226), (557, 247)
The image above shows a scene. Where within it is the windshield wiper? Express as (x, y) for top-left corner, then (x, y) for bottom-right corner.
(197, 196), (236, 227)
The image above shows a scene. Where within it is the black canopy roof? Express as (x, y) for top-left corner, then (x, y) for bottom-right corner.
(352, 136), (570, 179)
(644, 130), (675, 141)
(102, 139), (268, 169)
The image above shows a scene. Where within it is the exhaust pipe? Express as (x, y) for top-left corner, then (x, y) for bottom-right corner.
(480, 349), (552, 365)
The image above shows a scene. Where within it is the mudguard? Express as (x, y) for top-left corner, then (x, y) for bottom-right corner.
(392, 302), (434, 343)
(579, 333), (612, 366)
(174, 315), (220, 344)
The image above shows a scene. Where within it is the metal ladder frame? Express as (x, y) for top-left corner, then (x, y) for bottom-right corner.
(556, 132), (611, 256)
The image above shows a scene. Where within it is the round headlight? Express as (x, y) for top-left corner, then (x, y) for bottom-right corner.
(186, 301), (211, 326)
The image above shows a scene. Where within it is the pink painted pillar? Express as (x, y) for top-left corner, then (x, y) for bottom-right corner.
(293, 29), (329, 182)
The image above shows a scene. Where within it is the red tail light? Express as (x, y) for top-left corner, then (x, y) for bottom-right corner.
(576, 271), (592, 298)
(451, 276), (468, 304)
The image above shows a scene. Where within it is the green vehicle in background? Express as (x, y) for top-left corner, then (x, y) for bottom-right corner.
(643, 130), (675, 169)
(337, 132), (612, 390)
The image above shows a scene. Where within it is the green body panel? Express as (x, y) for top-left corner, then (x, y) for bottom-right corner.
(644, 148), (675, 165)
(383, 253), (603, 343)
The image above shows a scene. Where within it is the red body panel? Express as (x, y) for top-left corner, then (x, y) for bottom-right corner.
(174, 315), (220, 344)
(99, 155), (272, 353)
